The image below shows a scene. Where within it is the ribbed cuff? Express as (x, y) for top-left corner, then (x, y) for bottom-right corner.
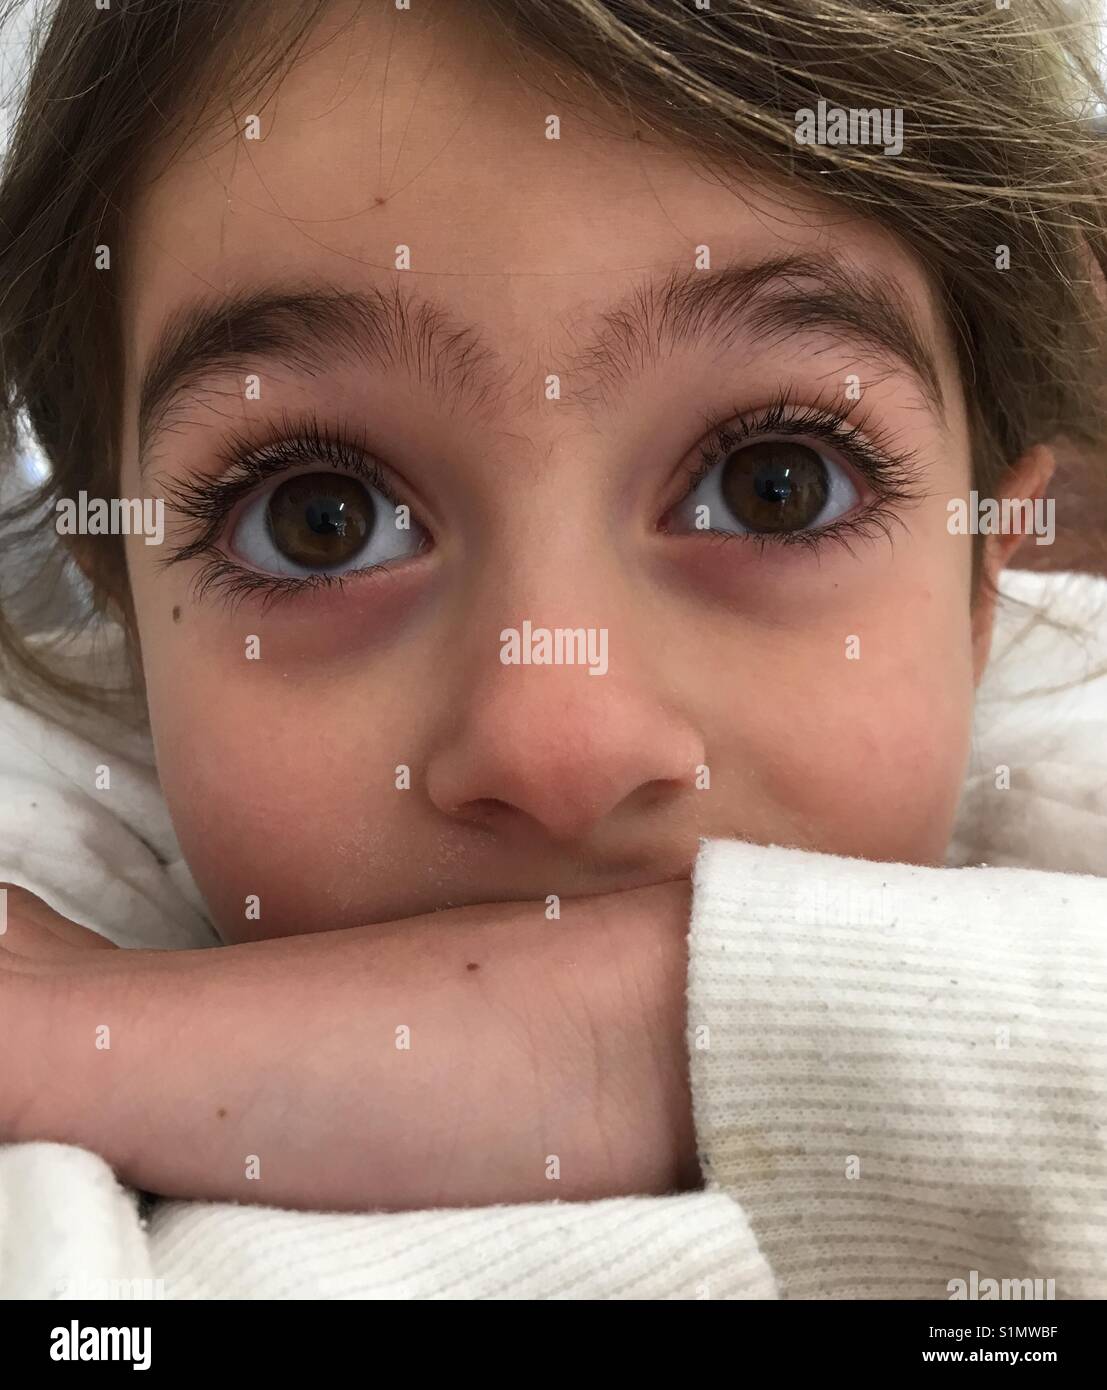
(687, 838), (1107, 1299)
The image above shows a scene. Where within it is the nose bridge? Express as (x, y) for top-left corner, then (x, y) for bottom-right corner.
(471, 494), (631, 714)
(498, 616), (610, 676)
(469, 496), (617, 669)
(459, 574), (636, 766)
(473, 402), (619, 589)
(505, 522), (594, 608)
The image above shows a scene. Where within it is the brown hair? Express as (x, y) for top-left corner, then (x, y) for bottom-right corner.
(1, 0), (1106, 710)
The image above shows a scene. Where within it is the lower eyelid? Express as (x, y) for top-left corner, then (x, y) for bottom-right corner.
(187, 545), (429, 610)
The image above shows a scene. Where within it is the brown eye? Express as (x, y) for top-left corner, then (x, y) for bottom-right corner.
(719, 441), (830, 534)
(265, 472), (375, 568)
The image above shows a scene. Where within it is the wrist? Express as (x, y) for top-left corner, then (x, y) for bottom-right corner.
(3, 972), (51, 1143)
(586, 879), (699, 1196)
(10, 951), (149, 1170)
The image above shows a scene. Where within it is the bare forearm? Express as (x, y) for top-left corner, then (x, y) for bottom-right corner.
(17, 883), (697, 1212)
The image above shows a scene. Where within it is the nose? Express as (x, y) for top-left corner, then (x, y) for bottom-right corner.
(425, 628), (705, 848)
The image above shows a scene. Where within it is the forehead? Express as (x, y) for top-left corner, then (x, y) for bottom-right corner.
(121, 1), (952, 407)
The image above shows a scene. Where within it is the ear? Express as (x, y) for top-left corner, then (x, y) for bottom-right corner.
(970, 443), (1056, 683)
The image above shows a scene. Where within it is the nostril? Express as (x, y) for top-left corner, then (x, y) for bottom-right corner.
(632, 776), (690, 813)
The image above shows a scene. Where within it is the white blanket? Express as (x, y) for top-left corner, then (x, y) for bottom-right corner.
(1, 569), (1105, 1299)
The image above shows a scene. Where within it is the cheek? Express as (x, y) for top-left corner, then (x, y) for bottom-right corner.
(699, 577), (977, 866)
(142, 653), (416, 942)
(784, 646), (972, 865)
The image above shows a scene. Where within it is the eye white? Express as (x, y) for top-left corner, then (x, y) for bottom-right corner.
(229, 469), (423, 576)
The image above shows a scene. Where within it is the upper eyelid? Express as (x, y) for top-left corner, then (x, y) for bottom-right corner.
(700, 414), (870, 475)
(223, 443), (389, 498)
(164, 413), (415, 515)
(698, 380), (887, 445)
(694, 392), (923, 478)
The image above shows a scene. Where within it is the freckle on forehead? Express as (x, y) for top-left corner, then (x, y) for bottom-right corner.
(172, 605), (182, 622)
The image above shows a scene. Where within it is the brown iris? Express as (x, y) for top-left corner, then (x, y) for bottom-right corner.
(719, 441), (830, 534)
(265, 472), (374, 567)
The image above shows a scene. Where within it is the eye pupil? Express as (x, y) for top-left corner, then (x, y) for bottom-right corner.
(306, 499), (347, 536)
(721, 441), (829, 533)
(755, 472), (791, 506)
(267, 473), (375, 566)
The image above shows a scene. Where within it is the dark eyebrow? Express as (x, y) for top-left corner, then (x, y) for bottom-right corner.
(137, 254), (948, 470)
(561, 253), (948, 420)
(137, 281), (508, 472)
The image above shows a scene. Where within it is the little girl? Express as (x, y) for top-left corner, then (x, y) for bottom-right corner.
(0, 0), (1105, 1301)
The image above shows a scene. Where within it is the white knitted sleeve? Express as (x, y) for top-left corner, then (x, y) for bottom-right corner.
(688, 837), (1107, 1300)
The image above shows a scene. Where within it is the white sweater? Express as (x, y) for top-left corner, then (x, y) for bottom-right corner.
(1, 570), (1105, 1300)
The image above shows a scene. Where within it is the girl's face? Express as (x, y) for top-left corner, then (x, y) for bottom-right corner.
(120, 2), (986, 941)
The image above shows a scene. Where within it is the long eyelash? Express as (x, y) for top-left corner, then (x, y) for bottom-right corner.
(156, 408), (408, 610)
(189, 554), (400, 614)
(684, 382), (928, 553)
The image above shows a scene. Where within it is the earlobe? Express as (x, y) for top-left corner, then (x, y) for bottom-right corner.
(970, 443), (1057, 683)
